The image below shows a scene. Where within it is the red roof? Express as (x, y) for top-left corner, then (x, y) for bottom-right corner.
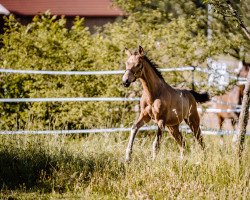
(0, 0), (124, 16)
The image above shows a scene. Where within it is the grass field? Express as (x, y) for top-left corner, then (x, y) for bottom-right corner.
(0, 132), (249, 199)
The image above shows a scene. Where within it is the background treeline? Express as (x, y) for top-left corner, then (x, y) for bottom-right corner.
(0, 0), (248, 130)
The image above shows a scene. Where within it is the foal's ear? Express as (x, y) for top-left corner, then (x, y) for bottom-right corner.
(124, 48), (131, 57)
(138, 45), (144, 56)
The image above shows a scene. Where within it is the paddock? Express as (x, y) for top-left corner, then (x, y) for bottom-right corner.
(0, 65), (249, 199)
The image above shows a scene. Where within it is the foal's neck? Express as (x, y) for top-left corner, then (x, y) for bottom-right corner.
(139, 60), (172, 102)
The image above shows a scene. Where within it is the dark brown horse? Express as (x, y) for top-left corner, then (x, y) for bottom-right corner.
(122, 46), (209, 162)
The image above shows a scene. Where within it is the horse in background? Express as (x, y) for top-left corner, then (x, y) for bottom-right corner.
(212, 87), (241, 131)
(212, 61), (249, 135)
(122, 46), (209, 162)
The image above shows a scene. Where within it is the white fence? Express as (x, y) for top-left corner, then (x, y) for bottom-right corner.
(0, 97), (245, 113)
(0, 67), (247, 81)
(0, 66), (196, 75)
(0, 97), (140, 103)
(0, 66), (248, 135)
(1, 126), (249, 135)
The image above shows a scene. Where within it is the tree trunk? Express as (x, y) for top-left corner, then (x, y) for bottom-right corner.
(236, 71), (250, 158)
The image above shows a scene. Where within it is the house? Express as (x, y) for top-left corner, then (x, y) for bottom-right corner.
(0, 4), (9, 34)
(0, 0), (124, 32)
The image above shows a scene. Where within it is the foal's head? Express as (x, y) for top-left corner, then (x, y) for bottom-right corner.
(122, 46), (145, 87)
(235, 61), (250, 78)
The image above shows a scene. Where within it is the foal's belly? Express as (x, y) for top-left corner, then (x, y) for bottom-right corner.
(145, 104), (188, 126)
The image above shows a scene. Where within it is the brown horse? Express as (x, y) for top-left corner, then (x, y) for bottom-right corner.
(122, 46), (209, 162)
(212, 61), (249, 132)
(212, 87), (242, 131)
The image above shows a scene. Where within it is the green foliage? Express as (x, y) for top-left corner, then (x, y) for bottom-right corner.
(113, 0), (206, 17)
(203, 0), (250, 60)
(0, 2), (247, 129)
(0, 13), (134, 130)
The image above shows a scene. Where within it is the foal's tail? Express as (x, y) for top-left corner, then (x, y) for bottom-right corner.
(189, 90), (210, 103)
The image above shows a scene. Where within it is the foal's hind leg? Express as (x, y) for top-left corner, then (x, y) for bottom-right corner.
(231, 114), (239, 146)
(217, 115), (225, 146)
(185, 111), (205, 150)
(167, 125), (185, 159)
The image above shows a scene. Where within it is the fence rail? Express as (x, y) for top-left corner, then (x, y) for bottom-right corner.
(0, 97), (246, 113)
(1, 126), (249, 135)
(0, 97), (141, 103)
(0, 67), (197, 75)
(0, 67), (247, 80)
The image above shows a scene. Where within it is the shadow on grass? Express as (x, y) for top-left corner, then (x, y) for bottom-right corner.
(0, 147), (125, 193)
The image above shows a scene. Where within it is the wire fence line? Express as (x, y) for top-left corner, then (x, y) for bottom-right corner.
(0, 97), (141, 103)
(0, 66), (247, 81)
(0, 67), (195, 75)
(0, 97), (246, 113)
(1, 125), (249, 135)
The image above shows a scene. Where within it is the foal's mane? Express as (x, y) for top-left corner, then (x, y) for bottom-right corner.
(143, 56), (164, 80)
(132, 50), (164, 80)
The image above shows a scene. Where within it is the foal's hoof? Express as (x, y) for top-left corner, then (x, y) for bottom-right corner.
(125, 156), (131, 163)
(152, 153), (157, 161)
(179, 155), (184, 161)
(219, 139), (224, 146)
(232, 135), (238, 148)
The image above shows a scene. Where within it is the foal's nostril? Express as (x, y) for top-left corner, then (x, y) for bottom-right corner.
(123, 80), (130, 87)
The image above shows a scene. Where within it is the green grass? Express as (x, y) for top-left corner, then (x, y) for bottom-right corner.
(0, 132), (249, 199)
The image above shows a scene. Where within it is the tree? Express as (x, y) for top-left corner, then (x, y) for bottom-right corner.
(0, 1), (248, 132)
(237, 72), (250, 158)
(205, 0), (250, 61)
(205, 0), (250, 158)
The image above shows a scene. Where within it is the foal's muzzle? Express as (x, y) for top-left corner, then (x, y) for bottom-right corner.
(123, 80), (131, 87)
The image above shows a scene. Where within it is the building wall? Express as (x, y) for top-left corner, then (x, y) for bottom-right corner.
(1, 14), (123, 33)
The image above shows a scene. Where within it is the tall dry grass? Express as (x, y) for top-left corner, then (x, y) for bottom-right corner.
(0, 132), (249, 199)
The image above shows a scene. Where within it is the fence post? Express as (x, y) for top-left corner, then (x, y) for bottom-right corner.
(236, 71), (250, 159)
(191, 66), (195, 90)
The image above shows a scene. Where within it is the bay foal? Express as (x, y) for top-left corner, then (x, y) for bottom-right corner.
(122, 46), (209, 162)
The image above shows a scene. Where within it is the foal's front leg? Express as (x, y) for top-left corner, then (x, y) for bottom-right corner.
(125, 114), (148, 162)
(152, 119), (164, 160)
(152, 127), (162, 160)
